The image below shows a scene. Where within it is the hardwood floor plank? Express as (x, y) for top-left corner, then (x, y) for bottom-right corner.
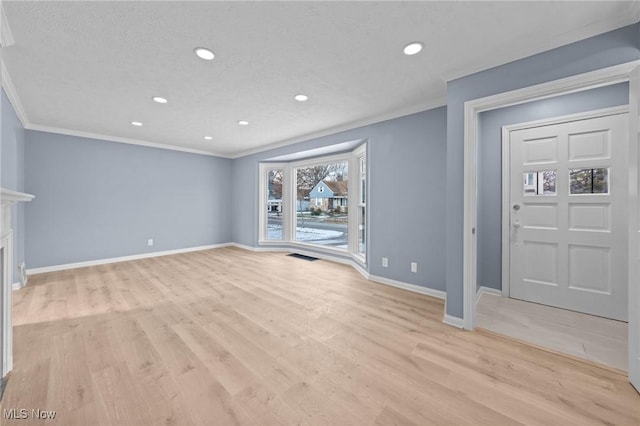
(231, 385), (301, 426)
(195, 309), (304, 396)
(90, 364), (148, 426)
(172, 321), (261, 397)
(373, 405), (420, 426)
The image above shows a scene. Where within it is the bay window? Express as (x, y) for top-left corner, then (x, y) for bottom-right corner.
(259, 143), (367, 262)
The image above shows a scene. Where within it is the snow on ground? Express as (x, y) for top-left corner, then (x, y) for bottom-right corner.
(296, 227), (343, 242)
(267, 224), (343, 242)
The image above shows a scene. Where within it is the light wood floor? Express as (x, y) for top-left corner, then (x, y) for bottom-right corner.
(477, 292), (628, 372)
(1, 247), (638, 425)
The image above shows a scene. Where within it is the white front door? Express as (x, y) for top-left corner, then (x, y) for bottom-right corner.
(509, 113), (629, 321)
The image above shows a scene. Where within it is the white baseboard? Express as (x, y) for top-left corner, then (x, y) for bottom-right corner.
(12, 281), (23, 291)
(351, 262), (370, 280)
(230, 243), (357, 264)
(286, 247), (354, 266)
(228, 242), (287, 253)
(230, 243), (445, 302)
(476, 285), (502, 304)
(228, 242), (262, 252)
(368, 274), (445, 300)
(442, 314), (464, 329)
(26, 243), (232, 275)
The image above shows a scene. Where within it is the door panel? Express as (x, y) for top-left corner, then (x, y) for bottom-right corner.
(509, 113), (628, 321)
(568, 203), (609, 231)
(568, 130), (610, 160)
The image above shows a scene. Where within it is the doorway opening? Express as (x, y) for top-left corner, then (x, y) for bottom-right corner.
(462, 61), (640, 387)
(479, 106), (630, 370)
(477, 107), (630, 371)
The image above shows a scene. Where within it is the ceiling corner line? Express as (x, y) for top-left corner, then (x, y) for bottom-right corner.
(0, 4), (14, 48)
(1, 60), (29, 128)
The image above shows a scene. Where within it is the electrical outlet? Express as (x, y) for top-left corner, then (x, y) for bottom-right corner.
(382, 257), (388, 268)
(147, 239), (154, 247)
(411, 262), (417, 273)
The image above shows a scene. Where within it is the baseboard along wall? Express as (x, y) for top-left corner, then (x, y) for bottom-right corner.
(26, 243), (231, 275)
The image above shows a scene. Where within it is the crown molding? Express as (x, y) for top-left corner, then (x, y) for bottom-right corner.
(26, 123), (230, 158)
(0, 4), (14, 48)
(230, 96), (447, 159)
(1, 61), (28, 127)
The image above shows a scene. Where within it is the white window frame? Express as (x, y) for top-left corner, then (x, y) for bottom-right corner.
(352, 144), (367, 263)
(258, 162), (289, 245)
(258, 144), (367, 263)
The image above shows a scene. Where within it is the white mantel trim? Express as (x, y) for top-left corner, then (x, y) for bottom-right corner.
(0, 188), (34, 204)
(0, 188), (33, 379)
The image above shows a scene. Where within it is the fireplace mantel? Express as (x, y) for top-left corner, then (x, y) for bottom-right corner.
(1, 187), (34, 384)
(1, 188), (34, 238)
(0, 188), (35, 204)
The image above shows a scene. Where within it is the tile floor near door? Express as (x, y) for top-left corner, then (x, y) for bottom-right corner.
(477, 292), (628, 371)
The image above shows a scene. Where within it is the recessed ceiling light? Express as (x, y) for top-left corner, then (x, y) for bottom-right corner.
(294, 94), (308, 102)
(238, 120), (249, 126)
(403, 42), (423, 56)
(194, 47), (215, 60)
(131, 121), (143, 126)
(204, 136), (213, 140)
(152, 96), (168, 104)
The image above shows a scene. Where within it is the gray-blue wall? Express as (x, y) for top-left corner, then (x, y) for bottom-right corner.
(1, 89), (26, 283)
(477, 83), (629, 291)
(232, 107), (447, 292)
(25, 131), (232, 268)
(446, 23), (640, 318)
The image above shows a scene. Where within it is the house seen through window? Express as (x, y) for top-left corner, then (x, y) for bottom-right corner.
(296, 162), (349, 248)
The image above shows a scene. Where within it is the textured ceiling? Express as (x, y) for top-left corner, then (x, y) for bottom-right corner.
(2, 1), (639, 157)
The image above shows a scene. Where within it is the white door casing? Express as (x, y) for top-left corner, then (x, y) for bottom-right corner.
(628, 66), (640, 392)
(508, 113), (628, 321)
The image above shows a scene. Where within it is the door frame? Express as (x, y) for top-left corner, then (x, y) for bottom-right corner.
(462, 60), (640, 331)
(500, 105), (629, 297)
